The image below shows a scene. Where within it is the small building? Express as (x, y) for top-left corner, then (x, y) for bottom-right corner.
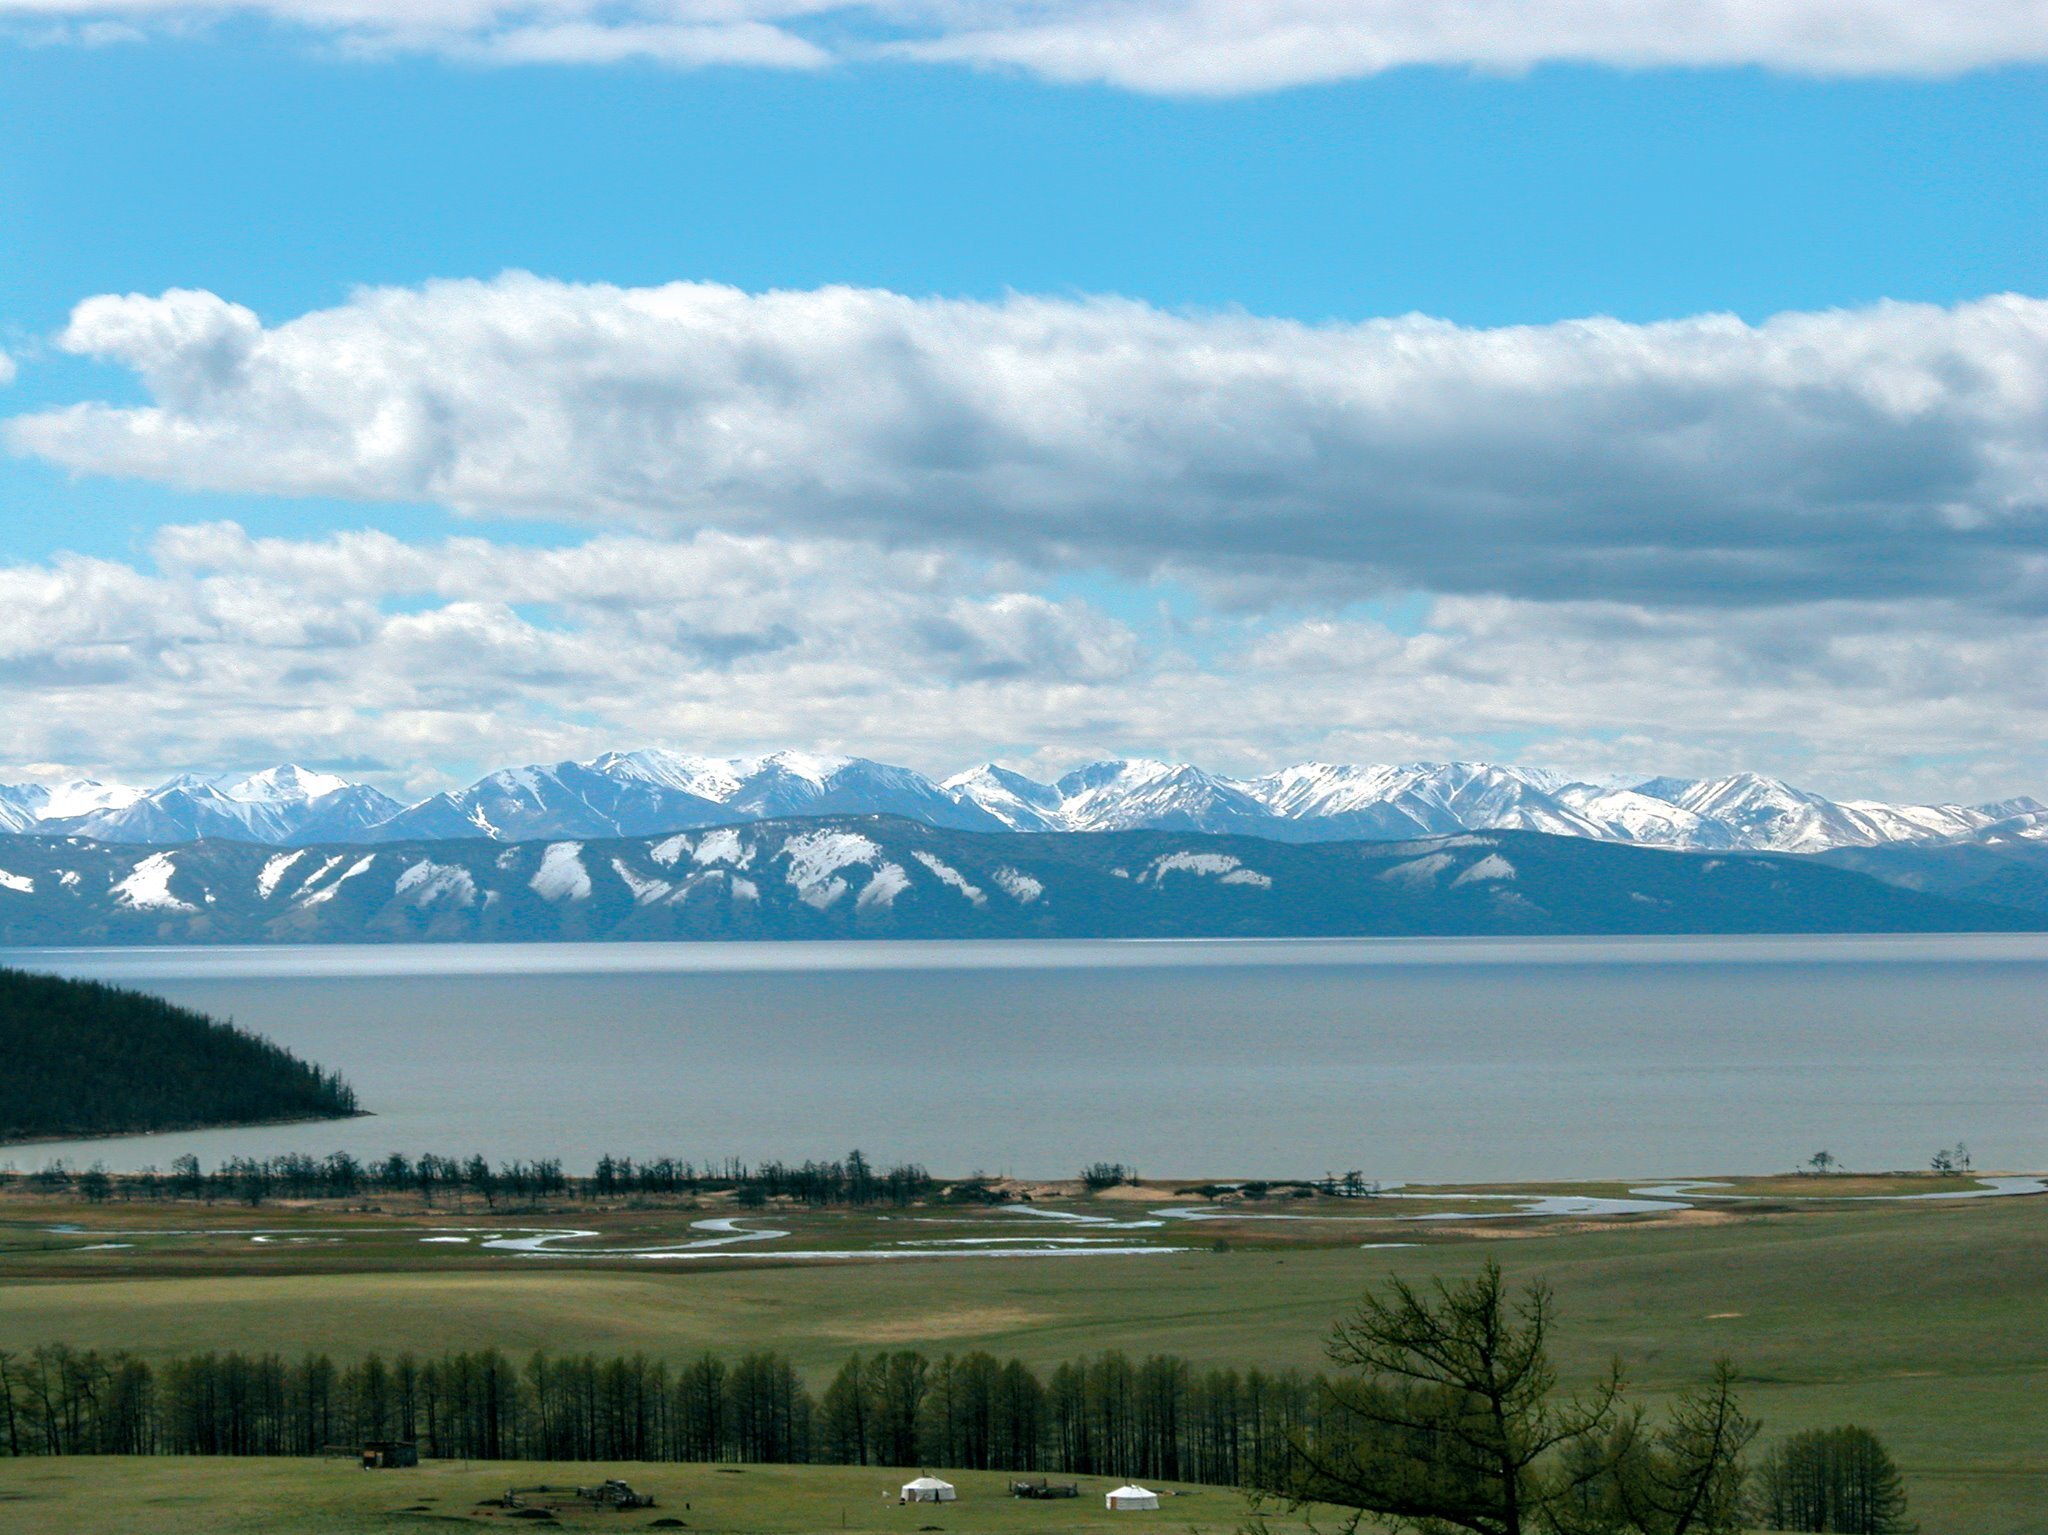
(901, 1476), (957, 1503)
(1106, 1484), (1161, 1511)
(360, 1441), (419, 1469)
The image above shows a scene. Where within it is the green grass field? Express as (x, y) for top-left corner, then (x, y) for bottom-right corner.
(5, 1181), (2047, 1532)
(0, 1458), (1252, 1535)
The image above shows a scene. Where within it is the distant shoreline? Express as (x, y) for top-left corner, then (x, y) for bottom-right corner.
(0, 1109), (372, 1153)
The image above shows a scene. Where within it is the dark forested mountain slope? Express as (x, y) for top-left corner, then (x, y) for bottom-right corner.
(1815, 837), (2048, 917)
(0, 819), (2032, 946)
(0, 967), (361, 1142)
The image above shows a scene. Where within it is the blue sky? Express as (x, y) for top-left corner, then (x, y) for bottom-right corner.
(2, 6), (2046, 800)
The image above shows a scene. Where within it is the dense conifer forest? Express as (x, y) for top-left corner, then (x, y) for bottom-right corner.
(0, 1340), (1325, 1485)
(0, 967), (359, 1142)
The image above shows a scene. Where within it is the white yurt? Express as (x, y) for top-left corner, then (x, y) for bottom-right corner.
(901, 1476), (957, 1503)
(1106, 1484), (1161, 1511)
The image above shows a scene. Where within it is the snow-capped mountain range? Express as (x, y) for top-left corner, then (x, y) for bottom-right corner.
(2, 750), (2041, 857)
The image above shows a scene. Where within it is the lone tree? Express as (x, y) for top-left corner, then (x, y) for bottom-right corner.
(1754, 1426), (1913, 1533)
(1263, 1261), (1755, 1535)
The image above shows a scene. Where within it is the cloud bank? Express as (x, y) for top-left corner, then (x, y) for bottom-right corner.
(12, 276), (2048, 612)
(0, 523), (2041, 804)
(8, 2), (2048, 90)
(895, 1), (2048, 94)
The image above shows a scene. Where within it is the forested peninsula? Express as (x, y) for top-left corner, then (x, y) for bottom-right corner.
(0, 967), (360, 1143)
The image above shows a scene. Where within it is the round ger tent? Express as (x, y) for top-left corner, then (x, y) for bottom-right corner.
(901, 1477), (957, 1503)
(1106, 1484), (1161, 1511)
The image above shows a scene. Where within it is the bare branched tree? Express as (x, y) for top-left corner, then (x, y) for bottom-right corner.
(1259, 1262), (1755, 1535)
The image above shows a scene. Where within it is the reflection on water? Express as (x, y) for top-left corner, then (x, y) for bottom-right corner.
(8, 936), (2047, 1182)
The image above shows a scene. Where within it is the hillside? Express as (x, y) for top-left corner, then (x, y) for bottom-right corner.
(0, 819), (2032, 946)
(1816, 837), (2048, 917)
(0, 968), (361, 1142)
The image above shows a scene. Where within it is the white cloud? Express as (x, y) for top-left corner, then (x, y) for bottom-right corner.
(891, 1), (2048, 94)
(7, 2), (2048, 88)
(13, 276), (2048, 612)
(447, 21), (829, 69)
(0, 348), (14, 386)
(0, 522), (2041, 805)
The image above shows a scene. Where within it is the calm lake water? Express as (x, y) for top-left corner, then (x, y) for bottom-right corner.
(11, 935), (2048, 1182)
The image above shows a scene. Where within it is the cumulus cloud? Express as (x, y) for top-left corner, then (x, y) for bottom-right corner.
(7, 2), (2048, 88)
(12, 276), (2048, 612)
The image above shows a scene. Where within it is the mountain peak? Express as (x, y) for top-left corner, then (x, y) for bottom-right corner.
(219, 764), (354, 804)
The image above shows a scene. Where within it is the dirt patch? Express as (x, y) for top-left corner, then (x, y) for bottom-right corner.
(1622, 1208), (1746, 1231)
(1727, 1176), (1990, 1198)
(820, 1305), (1056, 1344)
(1089, 1184), (1182, 1204)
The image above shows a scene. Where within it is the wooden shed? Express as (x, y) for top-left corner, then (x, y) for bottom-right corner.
(361, 1440), (420, 1469)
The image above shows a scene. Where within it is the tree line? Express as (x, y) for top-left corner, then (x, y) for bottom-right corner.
(3, 1149), (936, 1209)
(0, 966), (358, 1142)
(4, 1152), (1390, 1209)
(0, 1333), (1912, 1531)
(0, 1341), (1326, 1487)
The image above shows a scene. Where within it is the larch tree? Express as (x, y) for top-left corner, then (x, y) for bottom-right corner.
(1262, 1261), (1756, 1535)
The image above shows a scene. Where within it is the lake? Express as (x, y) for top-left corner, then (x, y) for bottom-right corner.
(9, 934), (2048, 1182)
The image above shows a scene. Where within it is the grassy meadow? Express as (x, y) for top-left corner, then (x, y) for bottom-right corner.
(4, 1179), (2046, 1531)
(0, 1458), (1250, 1535)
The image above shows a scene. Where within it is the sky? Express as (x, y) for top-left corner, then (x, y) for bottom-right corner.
(2, 2), (2045, 803)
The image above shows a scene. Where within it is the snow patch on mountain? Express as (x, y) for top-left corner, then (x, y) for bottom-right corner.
(648, 833), (691, 866)
(779, 830), (882, 910)
(112, 852), (195, 912)
(992, 866), (1043, 904)
(0, 869), (32, 894)
(610, 857), (672, 905)
(256, 851), (305, 900)
(1453, 853), (1517, 885)
(692, 828), (754, 868)
(530, 843), (592, 902)
(857, 862), (912, 911)
(295, 854), (344, 892)
(298, 853), (375, 907)
(912, 851), (986, 905)
(1140, 851), (1270, 888)
(396, 859), (478, 908)
(1142, 851), (1238, 882)
(1379, 852), (1456, 886)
